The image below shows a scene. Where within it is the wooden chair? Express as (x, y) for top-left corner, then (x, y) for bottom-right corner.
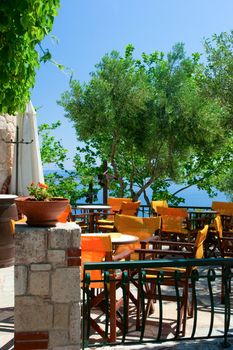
(212, 201), (233, 231)
(97, 197), (132, 232)
(156, 207), (191, 241)
(119, 200), (141, 216)
(114, 214), (161, 260)
(81, 234), (132, 342)
(151, 200), (168, 216)
(57, 203), (72, 223)
(135, 225), (209, 336)
(97, 199), (140, 232)
(214, 215), (233, 303)
(71, 206), (95, 232)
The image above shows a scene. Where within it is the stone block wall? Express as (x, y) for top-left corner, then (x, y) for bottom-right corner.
(14, 222), (81, 350)
(0, 114), (16, 191)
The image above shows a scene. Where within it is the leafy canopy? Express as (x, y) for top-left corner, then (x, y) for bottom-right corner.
(0, 0), (60, 113)
(59, 43), (229, 204)
(202, 31), (233, 198)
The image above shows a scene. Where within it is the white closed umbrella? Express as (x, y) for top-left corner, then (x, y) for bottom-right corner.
(10, 101), (44, 195)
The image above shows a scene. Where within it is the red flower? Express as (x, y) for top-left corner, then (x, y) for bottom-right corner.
(38, 183), (49, 189)
(31, 182), (35, 186)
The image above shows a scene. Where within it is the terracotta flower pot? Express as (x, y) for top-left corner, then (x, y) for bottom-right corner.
(15, 197), (70, 227)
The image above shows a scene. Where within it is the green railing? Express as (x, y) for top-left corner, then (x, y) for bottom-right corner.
(82, 258), (233, 349)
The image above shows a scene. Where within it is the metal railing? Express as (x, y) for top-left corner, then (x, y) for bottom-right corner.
(82, 258), (233, 349)
(138, 204), (213, 217)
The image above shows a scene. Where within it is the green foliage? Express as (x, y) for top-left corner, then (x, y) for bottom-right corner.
(38, 121), (79, 205)
(39, 121), (68, 170)
(59, 43), (229, 204)
(202, 31), (233, 198)
(0, 0), (60, 114)
(42, 172), (80, 205)
(203, 31), (233, 122)
(38, 122), (103, 205)
(73, 143), (102, 202)
(151, 180), (185, 206)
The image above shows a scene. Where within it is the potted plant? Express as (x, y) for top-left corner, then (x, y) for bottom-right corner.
(15, 182), (70, 227)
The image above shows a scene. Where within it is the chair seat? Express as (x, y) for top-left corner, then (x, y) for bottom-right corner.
(98, 224), (115, 231)
(97, 219), (115, 224)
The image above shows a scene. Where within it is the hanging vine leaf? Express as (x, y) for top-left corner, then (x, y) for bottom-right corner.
(0, 0), (60, 114)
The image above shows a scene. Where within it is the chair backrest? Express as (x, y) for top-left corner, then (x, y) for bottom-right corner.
(214, 215), (223, 238)
(161, 215), (187, 234)
(81, 234), (112, 288)
(114, 214), (161, 240)
(119, 201), (141, 216)
(108, 197), (132, 215)
(151, 200), (168, 215)
(157, 207), (188, 218)
(194, 225), (209, 259)
(157, 207), (189, 234)
(212, 201), (233, 216)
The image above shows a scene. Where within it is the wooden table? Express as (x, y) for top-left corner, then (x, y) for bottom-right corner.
(76, 204), (111, 232)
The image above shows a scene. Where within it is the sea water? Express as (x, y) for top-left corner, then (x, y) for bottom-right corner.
(44, 169), (229, 207)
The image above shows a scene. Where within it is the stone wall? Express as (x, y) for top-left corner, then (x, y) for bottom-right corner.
(14, 222), (82, 350)
(0, 114), (16, 192)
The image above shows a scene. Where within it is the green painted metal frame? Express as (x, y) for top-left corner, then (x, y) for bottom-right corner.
(82, 258), (233, 349)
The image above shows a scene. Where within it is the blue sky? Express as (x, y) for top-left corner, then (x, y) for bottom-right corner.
(31, 0), (233, 170)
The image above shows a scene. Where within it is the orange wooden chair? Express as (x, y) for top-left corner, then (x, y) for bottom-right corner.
(151, 200), (168, 215)
(97, 197), (132, 232)
(97, 198), (140, 232)
(212, 201), (233, 231)
(156, 207), (190, 241)
(114, 214), (161, 260)
(108, 197), (132, 218)
(81, 234), (132, 342)
(214, 215), (233, 303)
(136, 225), (209, 336)
(119, 200), (141, 216)
(70, 206), (92, 232)
(57, 203), (72, 222)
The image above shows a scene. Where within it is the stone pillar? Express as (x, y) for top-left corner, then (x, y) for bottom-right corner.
(0, 114), (16, 191)
(14, 222), (81, 350)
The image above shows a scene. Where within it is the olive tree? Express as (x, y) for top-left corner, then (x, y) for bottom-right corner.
(59, 44), (229, 205)
(201, 31), (233, 198)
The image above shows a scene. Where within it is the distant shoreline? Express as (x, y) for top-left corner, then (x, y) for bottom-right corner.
(43, 169), (228, 206)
